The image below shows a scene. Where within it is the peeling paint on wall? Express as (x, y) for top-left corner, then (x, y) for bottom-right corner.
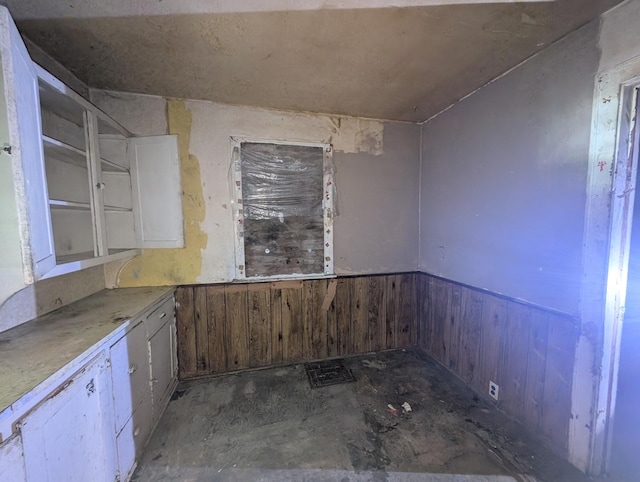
(117, 100), (208, 286)
(331, 117), (384, 155)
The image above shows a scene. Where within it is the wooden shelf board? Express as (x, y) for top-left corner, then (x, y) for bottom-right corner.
(104, 205), (133, 212)
(38, 80), (86, 127)
(100, 158), (129, 173)
(49, 199), (92, 210)
(43, 135), (87, 167)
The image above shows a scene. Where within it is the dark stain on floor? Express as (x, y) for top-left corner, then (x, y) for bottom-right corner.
(132, 349), (597, 482)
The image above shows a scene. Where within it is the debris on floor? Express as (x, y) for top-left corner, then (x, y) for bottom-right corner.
(132, 349), (596, 482)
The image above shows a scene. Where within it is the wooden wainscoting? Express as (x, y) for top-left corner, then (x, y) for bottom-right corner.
(416, 273), (578, 455)
(176, 273), (417, 379)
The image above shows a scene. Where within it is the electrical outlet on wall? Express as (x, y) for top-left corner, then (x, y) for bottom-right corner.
(489, 381), (499, 401)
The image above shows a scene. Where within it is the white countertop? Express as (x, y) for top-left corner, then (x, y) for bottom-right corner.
(0, 286), (174, 418)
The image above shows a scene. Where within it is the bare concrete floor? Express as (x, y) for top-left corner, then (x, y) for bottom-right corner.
(133, 349), (593, 482)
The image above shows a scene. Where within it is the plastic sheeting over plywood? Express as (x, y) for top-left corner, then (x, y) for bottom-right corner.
(238, 142), (331, 278)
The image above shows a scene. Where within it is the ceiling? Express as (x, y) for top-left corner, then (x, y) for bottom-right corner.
(6, 0), (623, 122)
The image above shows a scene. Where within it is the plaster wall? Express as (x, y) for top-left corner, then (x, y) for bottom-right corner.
(419, 21), (601, 315)
(93, 90), (419, 286)
(599, 0), (640, 73)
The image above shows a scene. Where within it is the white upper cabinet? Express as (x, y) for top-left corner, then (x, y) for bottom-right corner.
(130, 135), (184, 248)
(0, 6), (183, 290)
(0, 8), (55, 282)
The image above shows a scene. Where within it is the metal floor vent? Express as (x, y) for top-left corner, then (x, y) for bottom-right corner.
(305, 359), (356, 389)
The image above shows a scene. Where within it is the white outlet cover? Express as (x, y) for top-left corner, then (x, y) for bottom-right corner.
(489, 381), (499, 401)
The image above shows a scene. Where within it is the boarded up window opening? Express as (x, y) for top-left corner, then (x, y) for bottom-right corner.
(231, 140), (334, 280)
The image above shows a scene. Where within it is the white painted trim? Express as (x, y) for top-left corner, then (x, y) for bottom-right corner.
(230, 138), (246, 279)
(417, 121), (423, 271)
(574, 54), (640, 475)
(40, 248), (140, 280)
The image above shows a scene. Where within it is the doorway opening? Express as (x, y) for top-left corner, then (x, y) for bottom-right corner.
(608, 86), (640, 480)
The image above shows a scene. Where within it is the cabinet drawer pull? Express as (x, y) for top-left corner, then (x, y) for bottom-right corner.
(151, 378), (159, 383)
(134, 425), (141, 437)
(128, 364), (137, 374)
(159, 312), (167, 319)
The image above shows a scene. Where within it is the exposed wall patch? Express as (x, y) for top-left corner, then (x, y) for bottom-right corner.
(332, 117), (384, 155)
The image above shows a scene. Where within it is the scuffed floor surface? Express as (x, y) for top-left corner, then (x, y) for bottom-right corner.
(133, 349), (592, 482)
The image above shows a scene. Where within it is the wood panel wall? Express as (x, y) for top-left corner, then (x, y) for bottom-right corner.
(176, 273), (417, 378)
(416, 273), (578, 455)
(176, 271), (578, 456)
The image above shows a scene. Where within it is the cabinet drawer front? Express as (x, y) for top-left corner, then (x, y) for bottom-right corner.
(116, 397), (153, 481)
(146, 296), (174, 337)
(110, 322), (150, 434)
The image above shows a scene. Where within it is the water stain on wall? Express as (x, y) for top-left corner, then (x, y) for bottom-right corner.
(117, 99), (208, 286)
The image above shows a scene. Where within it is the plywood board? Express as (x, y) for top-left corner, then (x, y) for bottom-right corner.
(193, 287), (209, 374)
(308, 279), (329, 360)
(248, 285), (271, 368)
(501, 301), (532, 416)
(206, 285), (227, 374)
(368, 276), (387, 352)
(175, 287), (196, 378)
(385, 275), (399, 349)
(336, 278), (352, 356)
(281, 287), (303, 362)
(522, 310), (549, 431)
(224, 285), (249, 370)
(351, 277), (369, 353)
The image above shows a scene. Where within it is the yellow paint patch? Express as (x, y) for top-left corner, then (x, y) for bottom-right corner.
(117, 100), (208, 287)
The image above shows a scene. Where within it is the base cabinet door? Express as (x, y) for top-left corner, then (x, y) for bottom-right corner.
(19, 353), (117, 482)
(115, 398), (153, 482)
(109, 321), (151, 434)
(149, 321), (173, 419)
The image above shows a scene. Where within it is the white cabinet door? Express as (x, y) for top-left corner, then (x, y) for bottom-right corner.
(129, 135), (184, 249)
(0, 434), (26, 482)
(115, 396), (153, 482)
(109, 321), (151, 434)
(0, 7), (55, 281)
(149, 320), (174, 418)
(20, 353), (118, 482)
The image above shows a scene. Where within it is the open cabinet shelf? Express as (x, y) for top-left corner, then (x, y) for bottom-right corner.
(0, 5), (184, 285)
(49, 199), (92, 210)
(42, 135), (87, 167)
(100, 157), (129, 173)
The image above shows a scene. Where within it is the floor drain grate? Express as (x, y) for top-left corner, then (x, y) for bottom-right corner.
(305, 359), (356, 389)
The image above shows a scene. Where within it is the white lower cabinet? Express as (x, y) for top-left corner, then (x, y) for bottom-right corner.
(4, 292), (177, 482)
(112, 294), (178, 481)
(20, 353), (118, 482)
